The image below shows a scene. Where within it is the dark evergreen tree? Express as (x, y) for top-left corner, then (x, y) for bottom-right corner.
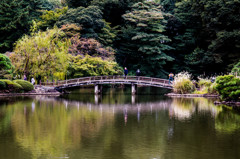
(91, 0), (144, 26)
(170, 0), (240, 75)
(117, 1), (174, 77)
(56, 5), (104, 39)
(66, 0), (92, 8)
(0, 0), (54, 52)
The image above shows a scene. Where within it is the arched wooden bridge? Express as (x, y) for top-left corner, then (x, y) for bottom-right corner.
(42, 76), (173, 94)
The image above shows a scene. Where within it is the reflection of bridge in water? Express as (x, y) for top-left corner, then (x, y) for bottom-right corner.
(33, 96), (220, 121)
(41, 76), (172, 94)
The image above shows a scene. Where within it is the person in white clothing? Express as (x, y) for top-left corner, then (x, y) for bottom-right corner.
(31, 77), (35, 85)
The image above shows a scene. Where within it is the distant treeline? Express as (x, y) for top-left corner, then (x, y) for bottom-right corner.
(1, 0), (240, 78)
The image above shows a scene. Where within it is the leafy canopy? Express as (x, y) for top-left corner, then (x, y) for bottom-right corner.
(68, 55), (123, 78)
(10, 27), (70, 81)
(57, 5), (104, 39)
(0, 0), (55, 52)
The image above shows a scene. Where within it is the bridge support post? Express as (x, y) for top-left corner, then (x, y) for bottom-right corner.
(131, 84), (137, 95)
(95, 84), (101, 94)
(131, 95), (136, 104)
(95, 94), (100, 105)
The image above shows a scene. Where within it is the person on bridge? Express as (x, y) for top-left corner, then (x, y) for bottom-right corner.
(136, 69), (141, 80)
(124, 67), (128, 78)
(136, 69), (141, 76)
(169, 72), (174, 84)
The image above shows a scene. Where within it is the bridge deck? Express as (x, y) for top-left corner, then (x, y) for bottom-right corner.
(41, 76), (173, 89)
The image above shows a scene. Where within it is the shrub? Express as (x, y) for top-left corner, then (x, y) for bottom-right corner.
(173, 72), (196, 94)
(215, 75), (240, 101)
(208, 82), (218, 94)
(197, 77), (217, 94)
(12, 83), (23, 92)
(0, 79), (23, 92)
(0, 79), (14, 85)
(198, 78), (212, 88)
(0, 81), (6, 90)
(14, 80), (34, 92)
(193, 88), (208, 94)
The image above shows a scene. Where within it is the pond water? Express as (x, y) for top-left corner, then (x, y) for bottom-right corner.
(0, 87), (240, 159)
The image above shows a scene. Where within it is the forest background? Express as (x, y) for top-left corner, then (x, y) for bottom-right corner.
(1, 0), (240, 82)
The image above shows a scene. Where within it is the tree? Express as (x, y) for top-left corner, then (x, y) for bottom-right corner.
(118, 1), (174, 77)
(231, 61), (240, 76)
(91, 0), (144, 26)
(215, 75), (240, 101)
(170, 0), (240, 76)
(60, 23), (82, 38)
(67, 35), (122, 77)
(184, 48), (214, 75)
(98, 20), (119, 47)
(0, 54), (14, 79)
(56, 5), (104, 39)
(68, 55), (123, 78)
(66, 0), (92, 8)
(0, 0), (54, 52)
(10, 28), (70, 82)
(34, 7), (68, 31)
(69, 37), (115, 59)
(156, 0), (177, 13)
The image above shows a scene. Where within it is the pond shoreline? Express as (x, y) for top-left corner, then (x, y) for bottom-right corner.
(0, 85), (61, 96)
(214, 101), (240, 106)
(166, 93), (219, 98)
(0, 92), (61, 96)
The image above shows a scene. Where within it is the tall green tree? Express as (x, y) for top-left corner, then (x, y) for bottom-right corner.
(118, 1), (174, 77)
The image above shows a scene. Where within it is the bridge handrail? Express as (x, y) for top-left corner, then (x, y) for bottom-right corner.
(41, 76), (170, 86)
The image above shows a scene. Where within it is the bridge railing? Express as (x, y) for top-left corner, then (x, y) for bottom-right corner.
(41, 76), (170, 86)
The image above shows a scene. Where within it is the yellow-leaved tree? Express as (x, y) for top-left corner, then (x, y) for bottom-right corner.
(10, 27), (70, 82)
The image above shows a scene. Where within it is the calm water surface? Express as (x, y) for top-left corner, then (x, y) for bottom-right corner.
(0, 87), (240, 159)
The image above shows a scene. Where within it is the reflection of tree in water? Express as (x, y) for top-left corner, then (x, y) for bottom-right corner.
(170, 98), (222, 120)
(215, 107), (240, 133)
(170, 98), (196, 120)
(2, 96), (240, 158)
(193, 98), (222, 116)
(8, 99), (114, 159)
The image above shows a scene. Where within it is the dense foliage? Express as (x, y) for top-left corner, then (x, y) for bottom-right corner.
(118, 2), (173, 77)
(215, 75), (240, 101)
(169, 0), (240, 76)
(0, 79), (23, 92)
(14, 80), (34, 91)
(172, 72), (195, 94)
(68, 55), (123, 78)
(0, 54), (14, 79)
(10, 28), (70, 81)
(1, 0), (240, 79)
(0, 81), (6, 90)
(56, 5), (104, 39)
(0, 79), (34, 92)
(0, 0), (56, 52)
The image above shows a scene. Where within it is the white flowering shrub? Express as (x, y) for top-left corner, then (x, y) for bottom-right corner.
(173, 72), (195, 94)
